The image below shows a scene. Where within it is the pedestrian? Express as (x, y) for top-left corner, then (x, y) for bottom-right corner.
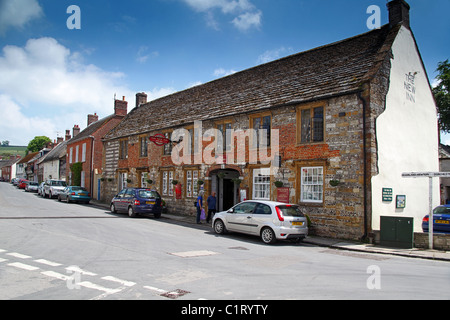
(196, 190), (204, 224)
(206, 192), (216, 223)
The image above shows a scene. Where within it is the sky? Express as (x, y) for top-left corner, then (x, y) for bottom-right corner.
(0, 0), (449, 146)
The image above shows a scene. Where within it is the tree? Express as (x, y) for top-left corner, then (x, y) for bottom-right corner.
(434, 59), (450, 132)
(26, 136), (52, 153)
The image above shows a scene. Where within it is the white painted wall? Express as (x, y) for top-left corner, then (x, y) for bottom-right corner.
(371, 26), (440, 233)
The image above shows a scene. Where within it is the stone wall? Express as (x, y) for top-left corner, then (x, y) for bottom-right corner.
(414, 233), (450, 251)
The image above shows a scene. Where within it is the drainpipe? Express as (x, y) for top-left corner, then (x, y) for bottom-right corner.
(357, 90), (369, 242)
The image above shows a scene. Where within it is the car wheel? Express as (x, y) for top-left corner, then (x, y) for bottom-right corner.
(261, 227), (276, 244)
(214, 219), (226, 234)
(154, 212), (161, 219)
(128, 206), (137, 218)
(110, 203), (117, 213)
(58, 195), (61, 202)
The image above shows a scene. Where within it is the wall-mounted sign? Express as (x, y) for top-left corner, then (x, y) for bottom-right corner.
(277, 187), (290, 204)
(149, 134), (171, 146)
(382, 188), (393, 202)
(396, 195), (406, 209)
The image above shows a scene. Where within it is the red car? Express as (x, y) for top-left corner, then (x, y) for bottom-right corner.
(18, 180), (29, 189)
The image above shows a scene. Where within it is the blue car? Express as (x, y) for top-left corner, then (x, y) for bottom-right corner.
(58, 186), (91, 204)
(422, 205), (450, 234)
(110, 188), (162, 219)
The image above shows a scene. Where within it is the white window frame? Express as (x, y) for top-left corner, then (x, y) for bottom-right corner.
(252, 168), (271, 200)
(168, 171), (174, 196)
(82, 143), (86, 162)
(162, 171), (168, 196)
(300, 167), (324, 203)
(186, 170), (192, 198)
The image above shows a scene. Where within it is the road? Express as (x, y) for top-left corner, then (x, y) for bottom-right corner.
(0, 182), (449, 301)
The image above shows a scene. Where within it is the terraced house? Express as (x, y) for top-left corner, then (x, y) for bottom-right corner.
(101, 0), (439, 241)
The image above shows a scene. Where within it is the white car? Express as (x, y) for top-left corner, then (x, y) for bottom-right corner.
(212, 200), (308, 244)
(43, 179), (67, 198)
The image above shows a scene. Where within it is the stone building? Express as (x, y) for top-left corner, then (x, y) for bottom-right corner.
(101, 0), (439, 241)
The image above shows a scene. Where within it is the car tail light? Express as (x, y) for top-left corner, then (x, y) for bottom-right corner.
(134, 200), (140, 205)
(275, 207), (284, 222)
(71, 192), (76, 195)
(423, 216), (429, 223)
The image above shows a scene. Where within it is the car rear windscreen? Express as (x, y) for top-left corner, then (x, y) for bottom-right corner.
(277, 205), (304, 217)
(138, 190), (161, 199)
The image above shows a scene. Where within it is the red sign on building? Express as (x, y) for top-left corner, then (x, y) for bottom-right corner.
(149, 134), (171, 146)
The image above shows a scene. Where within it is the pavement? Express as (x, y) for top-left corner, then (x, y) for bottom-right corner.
(91, 200), (450, 262)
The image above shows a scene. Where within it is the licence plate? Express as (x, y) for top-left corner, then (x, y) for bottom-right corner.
(79, 193), (86, 196)
(436, 220), (450, 224)
(292, 221), (304, 226)
(146, 201), (155, 205)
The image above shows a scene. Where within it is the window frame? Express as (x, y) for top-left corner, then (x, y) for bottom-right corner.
(249, 113), (272, 149)
(300, 166), (324, 204)
(252, 167), (271, 200)
(297, 102), (326, 145)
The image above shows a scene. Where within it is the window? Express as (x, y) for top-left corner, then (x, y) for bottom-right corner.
(140, 136), (148, 157)
(82, 143), (86, 162)
(119, 172), (127, 190)
(119, 140), (128, 160)
(300, 167), (323, 203)
(254, 203), (271, 215)
(234, 202), (258, 214)
(299, 105), (324, 143)
(69, 147), (73, 164)
(252, 168), (271, 200)
(186, 170), (199, 198)
(251, 115), (271, 148)
(161, 170), (174, 196)
(163, 132), (172, 155)
(75, 145), (79, 162)
(141, 172), (149, 188)
(217, 121), (232, 151)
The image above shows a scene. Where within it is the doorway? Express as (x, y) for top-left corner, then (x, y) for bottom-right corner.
(210, 169), (240, 212)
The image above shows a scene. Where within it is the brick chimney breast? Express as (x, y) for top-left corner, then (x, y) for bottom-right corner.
(65, 130), (71, 141)
(114, 96), (128, 117)
(136, 92), (148, 108)
(387, 0), (410, 29)
(87, 113), (99, 126)
(73, 125), (80, 137)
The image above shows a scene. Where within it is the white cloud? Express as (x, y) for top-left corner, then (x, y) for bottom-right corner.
(180, 0), (261, 31)
(213, 68), (237, 77)
(231, 10), (262, 31)
(0, 0), (43, 36)
(136, 46), (159, 64)
(146, 87), (177, 101)
(257, 47), (295, 64)
(0, 37), (133, 145)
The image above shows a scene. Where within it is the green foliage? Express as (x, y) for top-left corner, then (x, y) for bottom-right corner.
(26, 136), (51, 153)
(434, 59), (450, 133)
(70, 162), (83, 186)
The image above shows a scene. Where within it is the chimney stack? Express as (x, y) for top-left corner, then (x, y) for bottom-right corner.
(387, 0), (410, 29)
(65, 130), (71, 141)
(57, 136), (64, 145)
(73, 125), (80, 137)
(136, 92), (148, 108)
(87, 113), (99, 126)
(114, 96), (128, 117)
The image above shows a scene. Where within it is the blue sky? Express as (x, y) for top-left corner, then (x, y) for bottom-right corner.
(0, 0), (449, 145)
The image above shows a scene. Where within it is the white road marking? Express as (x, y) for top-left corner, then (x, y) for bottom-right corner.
(8, 262), (39, 271)
(7, 252), (31, 259)
(143, 286), (167, 294)
(169, 250), (220, 258)
(34, 259), (62, 267)
(0, 258), (8, 263)
(78, 281), (121, 294)
(65, 266), (97, 276)
(41, 270), (70, 281)
(101, 276), (136, 287)
(0, 249), (7, 253)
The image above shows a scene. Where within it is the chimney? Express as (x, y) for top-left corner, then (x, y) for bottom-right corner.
(57, 136), (64, 145)
(387, 0), (410, 29)
(65, 130), (71, 141)
(73, 125), (80, 137)
(114, 96), (128, 117)
(136, 92), (148, 108)
(87, 113), (99, 126)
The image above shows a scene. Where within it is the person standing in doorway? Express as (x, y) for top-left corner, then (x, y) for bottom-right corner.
(206, 192), (217, 223)
(196, 190), (204, 224)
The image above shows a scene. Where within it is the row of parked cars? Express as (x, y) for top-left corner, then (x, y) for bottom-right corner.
(11, 178), (91, 204)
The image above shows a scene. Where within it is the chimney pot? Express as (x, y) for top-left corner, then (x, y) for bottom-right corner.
(87, 113), (99, 126)
(387, 0), (410, 29)
(73, 124), (81, 137)
(136, 92), (148, 108)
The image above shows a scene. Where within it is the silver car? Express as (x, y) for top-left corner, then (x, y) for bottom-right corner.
(212, 200), (308, 244)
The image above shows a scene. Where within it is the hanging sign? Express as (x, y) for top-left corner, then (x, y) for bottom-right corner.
(149, 134), (171, 146)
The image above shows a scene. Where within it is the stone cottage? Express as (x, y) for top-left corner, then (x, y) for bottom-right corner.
(101, 0), (439, 241)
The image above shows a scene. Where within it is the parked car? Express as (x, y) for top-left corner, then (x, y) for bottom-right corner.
(422, 205), (450, 234)
(110, 188), (162, 218)
(43, 179), (67, 198)
(37, 182), (45, 196)
(213, 200), (309, 244)
(18, 180), (29, 189)
(58, 186), (91, 204)
(25, 181), (39, 192)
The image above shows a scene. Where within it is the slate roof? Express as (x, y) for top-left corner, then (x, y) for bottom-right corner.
(68, 114), (115, 144)
(104, 24), (400, 140)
